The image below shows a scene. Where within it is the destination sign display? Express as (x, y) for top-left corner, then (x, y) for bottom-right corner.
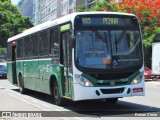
(75, 15), (138, 28)
(82, 18), (119, 25)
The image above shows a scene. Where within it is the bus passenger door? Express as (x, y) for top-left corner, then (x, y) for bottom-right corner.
(61, 32), (71, 96)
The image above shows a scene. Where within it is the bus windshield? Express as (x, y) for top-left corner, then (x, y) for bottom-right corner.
(75, 29), (142, 70)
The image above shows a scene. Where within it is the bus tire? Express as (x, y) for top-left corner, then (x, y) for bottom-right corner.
(19, 75), (26, 94)
(105, 98), (118, 103)
(53, 81), (65, 106)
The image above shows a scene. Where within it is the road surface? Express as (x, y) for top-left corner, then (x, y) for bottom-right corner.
(0, 79), (159, 120)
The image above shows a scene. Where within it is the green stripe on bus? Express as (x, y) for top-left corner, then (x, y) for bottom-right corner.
(60, 24), (70, 31)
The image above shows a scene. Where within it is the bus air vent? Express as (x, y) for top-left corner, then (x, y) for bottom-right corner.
(100, 88), (124, 94)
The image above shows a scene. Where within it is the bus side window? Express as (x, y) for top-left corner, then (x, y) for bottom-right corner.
(17, 39), (23, 59)
(31, 33), (38, 57)
(24, 36), (32, 58)
(7, 43), (12, 61)
(50, 28), (59, 57)
(39, 30), (49, 56)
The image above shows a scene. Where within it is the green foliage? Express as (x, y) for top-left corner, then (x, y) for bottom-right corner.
(0, 47), (6, 60)
(78, 4), (86, 12)
(143, 34), (155, 47)
(78, 0), (119, 12)
(143, 27), (160, 47)
(0, 1), (33, 47)
(90, 0), (121, 12)
(0, 47), (7, 54)
(154, 27), (160, 33)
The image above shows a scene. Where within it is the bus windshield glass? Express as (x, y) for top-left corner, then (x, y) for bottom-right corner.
(75, 29), (142, 70)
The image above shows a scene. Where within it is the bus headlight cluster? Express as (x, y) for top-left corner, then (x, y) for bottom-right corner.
(75, 74), (94, 87)
(131, 72), (143, 85)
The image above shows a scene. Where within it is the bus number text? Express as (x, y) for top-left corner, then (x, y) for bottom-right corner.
(82, 18), (91, 24)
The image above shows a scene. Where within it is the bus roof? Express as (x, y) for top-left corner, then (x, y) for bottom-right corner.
(8, 12), (135, 42)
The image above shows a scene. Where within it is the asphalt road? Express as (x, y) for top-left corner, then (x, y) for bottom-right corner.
(0, 79), (160, 120)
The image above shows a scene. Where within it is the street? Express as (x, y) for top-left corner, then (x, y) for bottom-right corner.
(0, 79), (160, 120)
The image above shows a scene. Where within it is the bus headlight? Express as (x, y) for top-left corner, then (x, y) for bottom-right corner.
(131, 72), (143, 85)
(75, 74), (94, 87)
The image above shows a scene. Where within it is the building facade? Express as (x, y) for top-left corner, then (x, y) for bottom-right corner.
(18, 0), (34, 23)
(33, 0), (122, 25)
(61, 0), (84, 16)
(33, 0), (85, 25)
(33, 0), (61, 25)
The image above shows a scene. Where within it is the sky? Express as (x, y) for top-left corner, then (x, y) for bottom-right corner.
(11, 0), (21, 5)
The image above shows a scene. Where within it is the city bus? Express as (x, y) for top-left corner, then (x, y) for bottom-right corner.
(7, 12), (144, 105)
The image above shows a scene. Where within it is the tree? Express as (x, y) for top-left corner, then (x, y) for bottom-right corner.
(0, 1), (33, 48)
(78, 0), (120, 12)
(78, 4), (86, 12)
(90, 0), (120, 12)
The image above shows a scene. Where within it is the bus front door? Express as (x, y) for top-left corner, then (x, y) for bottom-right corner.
(61, 32), (71, 97)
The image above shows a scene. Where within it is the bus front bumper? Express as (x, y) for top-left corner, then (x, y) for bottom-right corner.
(73, 81), (145, 101)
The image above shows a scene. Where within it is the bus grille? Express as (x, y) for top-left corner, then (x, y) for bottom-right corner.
(97, 81), (128, 86)
(89, 72), (133, 80)
(100, 88), (124, 94)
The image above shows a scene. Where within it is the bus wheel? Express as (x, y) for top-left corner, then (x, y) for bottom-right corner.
(19, 75), (26, 94)
(105, 98), (118, 103)
(53, 81), (65, 106)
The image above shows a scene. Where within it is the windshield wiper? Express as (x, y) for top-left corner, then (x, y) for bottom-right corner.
(115, 34), (118, 53)
(92, 29), (105, 42)
(93, 30), (109, 51)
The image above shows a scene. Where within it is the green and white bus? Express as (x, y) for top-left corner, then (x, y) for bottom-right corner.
(7, 12), (144, 105)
